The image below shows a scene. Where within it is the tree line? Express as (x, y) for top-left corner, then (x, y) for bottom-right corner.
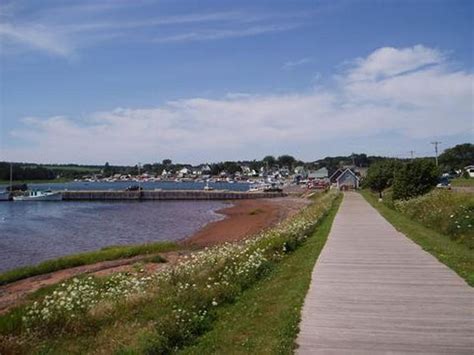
(1, 143), (471, 182)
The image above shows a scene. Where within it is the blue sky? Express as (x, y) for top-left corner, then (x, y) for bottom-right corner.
(0, 0), (472, 164)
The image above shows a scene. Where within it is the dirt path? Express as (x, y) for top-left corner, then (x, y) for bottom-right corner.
(0, 196), (309, 314)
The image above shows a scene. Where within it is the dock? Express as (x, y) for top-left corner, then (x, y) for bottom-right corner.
(62, 190), (286, 201)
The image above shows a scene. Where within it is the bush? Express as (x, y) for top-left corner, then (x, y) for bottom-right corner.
(393, 190), (474, 248)
(392, 160), (439, 200)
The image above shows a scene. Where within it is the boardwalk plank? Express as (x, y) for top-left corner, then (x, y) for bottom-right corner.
(297, 192), (473, 354)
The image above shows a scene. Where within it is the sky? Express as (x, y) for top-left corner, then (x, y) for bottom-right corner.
(0, 0), (472, 165)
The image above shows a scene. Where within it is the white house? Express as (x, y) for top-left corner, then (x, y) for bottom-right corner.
(178, 167), (190, 177)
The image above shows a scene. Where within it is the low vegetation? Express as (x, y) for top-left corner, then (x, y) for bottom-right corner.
(362, 190), (474, 286)
(451, 177), (474, 187)
(178, 196), (340, 354)
(0, 241), (178, 285)
(0, 192), (340, 354)
(392, 190), (473, 248)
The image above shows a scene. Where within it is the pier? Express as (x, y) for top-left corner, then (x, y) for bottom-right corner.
(62, 190), (286, 201)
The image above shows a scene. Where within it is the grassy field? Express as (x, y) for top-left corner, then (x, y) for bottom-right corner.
(361, 190), (474, 286)
(178, 196), (341, 354)
(451, 178), (474, 187)
(0, 241), (178, 285)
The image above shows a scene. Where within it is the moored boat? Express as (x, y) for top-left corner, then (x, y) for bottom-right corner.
(0, 191), (11, 201)
(13, 190), (63, 201)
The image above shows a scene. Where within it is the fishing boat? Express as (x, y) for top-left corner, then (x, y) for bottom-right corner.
(13, 190), (63, 201)
(203, 181), (214, 191)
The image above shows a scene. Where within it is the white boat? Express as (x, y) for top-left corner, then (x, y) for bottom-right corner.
(204, 181), (214, 191)
(0, 191), (11, 201)
(13, 190), (63, 201)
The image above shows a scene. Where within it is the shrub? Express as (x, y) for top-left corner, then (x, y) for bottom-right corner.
(392, 160), (439, 200)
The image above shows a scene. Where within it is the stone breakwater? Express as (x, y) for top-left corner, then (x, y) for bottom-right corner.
(62, 190), (286, 201)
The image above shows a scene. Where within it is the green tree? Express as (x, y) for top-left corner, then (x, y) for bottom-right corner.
(364, 160), (401, 198)
(277, 155), (296, 169)
(438, 143), (474, 171)
(162, 159), (172, 166)
(392, 160), (439, 200)
(262, 155), (276, 168)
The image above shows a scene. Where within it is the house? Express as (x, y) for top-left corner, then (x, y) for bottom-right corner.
(294, 166), (308, 178)
(308, 167), (328, 180)
(279, 167), (290, 177)
(240, 165), (252, 176)
(329, 168), (344, 183)
(336, 168), (360, 190)
(464, 165), (474, 178)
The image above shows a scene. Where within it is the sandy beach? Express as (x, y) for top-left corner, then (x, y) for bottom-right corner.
(183, 197), (309, 247)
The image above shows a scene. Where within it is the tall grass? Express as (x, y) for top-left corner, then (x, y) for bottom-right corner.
(392, 190), (473, 248)
(0, 192), (339, 354)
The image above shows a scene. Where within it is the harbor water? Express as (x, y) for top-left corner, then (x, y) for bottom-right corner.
(0, 200), (228, 272)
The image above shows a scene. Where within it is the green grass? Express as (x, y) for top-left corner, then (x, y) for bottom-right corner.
(0, 241), (178, 285)
(177, 196), (341, 355)
(361, 190), (474, 286)
(451, 178), (474, 187)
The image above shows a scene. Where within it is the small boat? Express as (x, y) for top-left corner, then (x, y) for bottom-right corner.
(204, 181), (214, 191)
(0, 191), (11, 201)
(13, 190), (63, 201)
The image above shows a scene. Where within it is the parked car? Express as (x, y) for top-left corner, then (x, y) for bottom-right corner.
(436, 177), (451, 189)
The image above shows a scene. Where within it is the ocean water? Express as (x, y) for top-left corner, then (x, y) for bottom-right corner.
(0, 200), (228, 272)
(0, 181), (250, 191)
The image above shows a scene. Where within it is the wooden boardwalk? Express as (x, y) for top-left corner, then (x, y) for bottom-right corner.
(297, 192), (473, 354)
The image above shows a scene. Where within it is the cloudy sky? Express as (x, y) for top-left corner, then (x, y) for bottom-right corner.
(0, 0), (472, 165)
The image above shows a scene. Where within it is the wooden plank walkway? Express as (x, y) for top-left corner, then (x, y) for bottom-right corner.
(297, 192), (473, 354)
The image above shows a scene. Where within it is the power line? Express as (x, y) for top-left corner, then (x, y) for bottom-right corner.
(430, 141), (442, 166)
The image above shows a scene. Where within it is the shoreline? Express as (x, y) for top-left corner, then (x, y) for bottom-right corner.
(0, 196), (309, 313)
(183, 197), (309, 248)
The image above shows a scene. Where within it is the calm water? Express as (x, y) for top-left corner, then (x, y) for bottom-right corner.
(0, 200), (228, 272)
(0, 181), (250, 191)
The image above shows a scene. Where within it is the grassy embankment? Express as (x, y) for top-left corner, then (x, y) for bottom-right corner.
(178, 195), (341, 354)
(361, 190), (474, 286)
(0, 242), (178, 285)
(0, 192), (340, 354)
(451, 178), (474, 187)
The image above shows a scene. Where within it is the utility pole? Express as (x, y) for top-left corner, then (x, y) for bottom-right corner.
(409, 150), (415, 160)
(431, 141), (441, 167)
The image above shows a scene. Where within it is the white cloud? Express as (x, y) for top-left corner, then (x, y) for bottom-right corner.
(0, 4), (307, 57)
(3, 45), (473, 164)
(0, 23), (73, 57)
(346, 45), (444, 81)
(153, 24), (299, 43)
(282, 57), (312, 70)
